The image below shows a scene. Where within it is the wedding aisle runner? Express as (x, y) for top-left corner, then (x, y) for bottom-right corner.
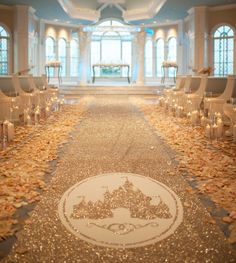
(3, 96), (235, 263)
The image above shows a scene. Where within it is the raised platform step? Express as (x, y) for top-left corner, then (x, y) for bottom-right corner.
(60, 85), (164, 95)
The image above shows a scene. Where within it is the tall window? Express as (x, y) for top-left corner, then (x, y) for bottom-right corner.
(70, 39), (79, 77)
(213, 25), (234, 76)
(167, 37), (177, 77)
(156, 38), (164, 77)
(122, 41), (132, 77)
(0, 25), (9, 75)
(145, 39), (153, 77)
(90, 19), (132, 79)
(91, 40), (101, 76)
(45, 37), (55, 77)
(58, 38), (67, 77)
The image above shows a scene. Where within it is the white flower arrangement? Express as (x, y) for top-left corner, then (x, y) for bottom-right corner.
(162, 61), (178, 67)
(45, 60), (61, 67)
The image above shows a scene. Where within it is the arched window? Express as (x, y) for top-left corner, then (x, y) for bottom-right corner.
(167, 37), (177, 77)
(156, 38), (164, 77)
(58, 38), (67, 77)
(90, 19), (132, 79)
(145, 39), (153, 77)
(213, 25), (234, 76)
(70, 39), (79, 77)
(0, 25), (10, 75)
(45, 36), (55, 77)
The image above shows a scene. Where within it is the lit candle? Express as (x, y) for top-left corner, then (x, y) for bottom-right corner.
(217, 118), (223, 138)
(205, 124), (211, 138)
(34, 110), (40, 125)
(3, 121), (14, 142)
(212, 123), (218, 139)
(7, 122), (14, 142)
(201, 116), (206, 126)
(191, 111), (198, 125)
(27, 114), (31, 125)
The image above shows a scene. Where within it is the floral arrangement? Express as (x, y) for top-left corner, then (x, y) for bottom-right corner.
(162, 61), (178, 67)
(197, 67), (213, 76)
(45, 60), (61, 67)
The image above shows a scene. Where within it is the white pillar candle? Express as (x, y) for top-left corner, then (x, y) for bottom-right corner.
(217, 118), (223, 138)
(212, 123), (218, 139)
(191, 111), (198, 125)
(201, 116), (206, 126)
(3, 121), (14, 142)
(7, 122), (14, 142)
(205, 124), (211, 138)
(233, 125), (236, 142)
(34, 111), (40, 125)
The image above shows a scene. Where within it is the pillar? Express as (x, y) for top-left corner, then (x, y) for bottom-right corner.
(136, 29), (146, 86)
(13, 5), (29, 73)
(78, 30), (91, 86)
(188, 6), (208, 72)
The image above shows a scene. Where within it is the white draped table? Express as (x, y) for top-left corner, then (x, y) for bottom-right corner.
(92, 64), (130, 83)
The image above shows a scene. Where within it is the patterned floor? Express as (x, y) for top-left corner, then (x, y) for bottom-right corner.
(2, 96), (236, 262)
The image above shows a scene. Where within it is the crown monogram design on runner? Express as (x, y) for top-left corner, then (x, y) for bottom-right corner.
(71, 178), (172, 235)
(58, 173), (183, 248)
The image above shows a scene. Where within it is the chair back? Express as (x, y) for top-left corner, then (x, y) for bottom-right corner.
(0, 76), (17, 96)
(18, 75), (35, 93)
(217, 75), (236, 100)
(184, 76), (201, 93)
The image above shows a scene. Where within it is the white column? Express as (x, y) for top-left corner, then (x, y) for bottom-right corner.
(78, 30), (91, 86)
(13, 5), (29, 73)
(136, 29), (146, 86)
(38, 20), (45, 75)
(177, 20), (185, 74)
(188, 6), (209, 72)
(66, 41), (70, 79)
(131, 33), (138, 83)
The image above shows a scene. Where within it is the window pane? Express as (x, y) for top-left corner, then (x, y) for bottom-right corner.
(70, 39), (79, 77)
(45, 37), (55, 77)
(145, 39), (153, 77)
(91, 41), (101, 76)
(167, 37), (177, 77)
(0, 26), (9, 75)
(0, 26), (9, 37)
(156, 38), (164, 77)
(122, 41), (132, 77)
(58, 38), (67, 77)
(213, 25), (234, 76)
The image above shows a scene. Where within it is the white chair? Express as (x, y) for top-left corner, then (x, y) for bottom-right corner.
(205, 75), (235, 118)
(175, 76), (201, 112)
(13, 75), (40, 120)
(0, 76), (20, 122)
(164, 75), (186, 96)
(32, 76), (49, 110)
(223, 78), (236, 127)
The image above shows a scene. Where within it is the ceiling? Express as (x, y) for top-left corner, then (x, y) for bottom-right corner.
(0, 0), (236, 25)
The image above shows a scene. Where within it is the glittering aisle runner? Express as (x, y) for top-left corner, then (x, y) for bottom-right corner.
(2, 96), (236, 262)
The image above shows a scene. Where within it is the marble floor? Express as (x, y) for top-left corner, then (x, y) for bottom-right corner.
(1, 96), (236, 262)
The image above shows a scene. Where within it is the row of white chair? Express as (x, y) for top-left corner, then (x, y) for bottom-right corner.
(160, 74), (236, 139)
(0, 75), (59, 124)
(162, 74), (235, 119)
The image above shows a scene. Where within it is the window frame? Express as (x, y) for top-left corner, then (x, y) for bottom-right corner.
(0, 24), (10, 75)
(156, 38), (165, 78)
(58, 38), (67, 77)
(212, 24), (235, 76)
(70, 38), (79, 77)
